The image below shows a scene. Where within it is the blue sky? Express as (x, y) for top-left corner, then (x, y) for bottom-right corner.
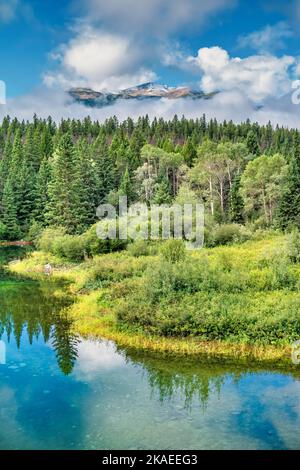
(1, 0), (300, 125)
(1, 0), (299, 97)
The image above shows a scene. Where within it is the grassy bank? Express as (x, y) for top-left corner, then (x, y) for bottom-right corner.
(8, 235), (300, 369)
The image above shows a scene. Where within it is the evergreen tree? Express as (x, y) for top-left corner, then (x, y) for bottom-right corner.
(34, 157), (51, 225)
(9, 130), (24, 219)
(182, 137), (197, 167)
(152, 177), (172, 204)
(47, 134), (82, 233)
(93, 136), (115, 204)
(229, 175), (244, 223)
(246, 130), (260, 156)
(76, 138), (98, 228)
(278, 134), (300, 229)
(119, 167), (134, 203)
(1, 179), (21, 240)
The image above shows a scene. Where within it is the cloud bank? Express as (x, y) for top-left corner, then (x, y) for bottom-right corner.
(44, 26), (157, 92)
(2, 1), (300, 130)
(189, 46), (296, 102)
(73, 0), (236, 36)
(2, 83), (300, 130)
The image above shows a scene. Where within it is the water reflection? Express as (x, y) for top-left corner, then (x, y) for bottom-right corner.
(0, 279), (79, 375)
(71, 340), (300, 449)
(1, 247), (300, 449)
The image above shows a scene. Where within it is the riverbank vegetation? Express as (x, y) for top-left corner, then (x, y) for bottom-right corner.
(8, 233), (300, 368)
(2, 114), (300, 366)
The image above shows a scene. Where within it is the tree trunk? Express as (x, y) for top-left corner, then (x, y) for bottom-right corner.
(209, 177), (214, 215)
(220, 180), (224, 213)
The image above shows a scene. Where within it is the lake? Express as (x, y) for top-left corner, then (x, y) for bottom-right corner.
(0, 247), (300, 450)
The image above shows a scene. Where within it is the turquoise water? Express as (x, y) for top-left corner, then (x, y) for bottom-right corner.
(0, 248), (300, 450)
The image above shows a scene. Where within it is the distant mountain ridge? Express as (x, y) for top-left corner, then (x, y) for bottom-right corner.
(69, 82), (217, 108)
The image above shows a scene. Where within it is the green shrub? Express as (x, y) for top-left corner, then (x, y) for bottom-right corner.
(37, 227), (66, 252)
(117, 290), (300, 343)
(127, 240), (151, 257)
(88, 255), (149, 286)
(286, 228), (300, 263)
(83, 224), (127, 256)
(26, 221), (43, 243)
(160, 239), (186, 263)
(271, 257), (297, 290)
(209, 224), (242, 246)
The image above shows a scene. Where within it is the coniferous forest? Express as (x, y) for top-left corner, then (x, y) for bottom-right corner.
(3, 0), (300, 454)
(1, 113), (300, 243)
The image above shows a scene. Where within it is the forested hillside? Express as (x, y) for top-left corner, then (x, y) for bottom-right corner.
(0, 113), (300, 242)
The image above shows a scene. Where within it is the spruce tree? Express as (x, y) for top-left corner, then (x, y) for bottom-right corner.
(229, 175), (244, 223)
(246, 130), (260, 156)
(47, 134), (82, 233)
(119, 167), (134, 203)
(34, 157), (51, 225)
(2, 179), (21, 240)
(182, 137), (197, 167)
(152, 177), (172, 204)
(9, 130), (24, 220)
(278, 134), (300, 229)
(93, 136), (115, 205)
(76, 138), (98, 228)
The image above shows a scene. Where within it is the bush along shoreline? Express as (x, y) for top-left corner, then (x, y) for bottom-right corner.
(7, 231), (300, 370)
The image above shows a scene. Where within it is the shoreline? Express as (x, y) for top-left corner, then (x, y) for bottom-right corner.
(7, 249), (298, 372)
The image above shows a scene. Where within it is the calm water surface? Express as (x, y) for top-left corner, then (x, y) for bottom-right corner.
(0, 247), (300, 450)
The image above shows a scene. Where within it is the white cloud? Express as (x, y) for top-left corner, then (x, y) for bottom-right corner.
(63, 30), (134, 83)
(44, 27), (156, 91)
(189, 46), (296, 102)
(73, 339), (125, 381)
(0, 0), (19, 22)
(238, 22), (293, 53)
(73, 0), (236, 36)
(2, 83), (300, 131)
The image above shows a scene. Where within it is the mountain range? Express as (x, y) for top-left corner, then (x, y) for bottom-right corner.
(68, 82), (217, 108)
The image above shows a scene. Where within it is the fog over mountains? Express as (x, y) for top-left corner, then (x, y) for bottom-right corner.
(69, 82), (217, 108)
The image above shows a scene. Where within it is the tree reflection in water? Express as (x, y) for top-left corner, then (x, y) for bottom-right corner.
(0, 277), (79, 376)
(119, 347), (298, 409)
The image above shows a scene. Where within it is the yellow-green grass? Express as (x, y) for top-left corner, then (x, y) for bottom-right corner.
(7, 235), (300, 369)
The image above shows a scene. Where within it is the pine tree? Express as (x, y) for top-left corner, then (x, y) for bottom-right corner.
(9, 130), (24, 220)
(246, 130), (260, 156)
(47, 134), (82, 233)
(1, 179), (21, 240)
(119, 167), (134, 203)
(34, 157), (51, 225)
(40, 126), (53, 159)
(93, 136), (115, 205)
(278, 134), (300, 229)
(18, 155), (36, 231)
(152, 177), (172, 204)
(229, 175), (244, 223)
(182, 137), (197, 167)
(24, 126), (41, 171)
(76, 138), (98, 228)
